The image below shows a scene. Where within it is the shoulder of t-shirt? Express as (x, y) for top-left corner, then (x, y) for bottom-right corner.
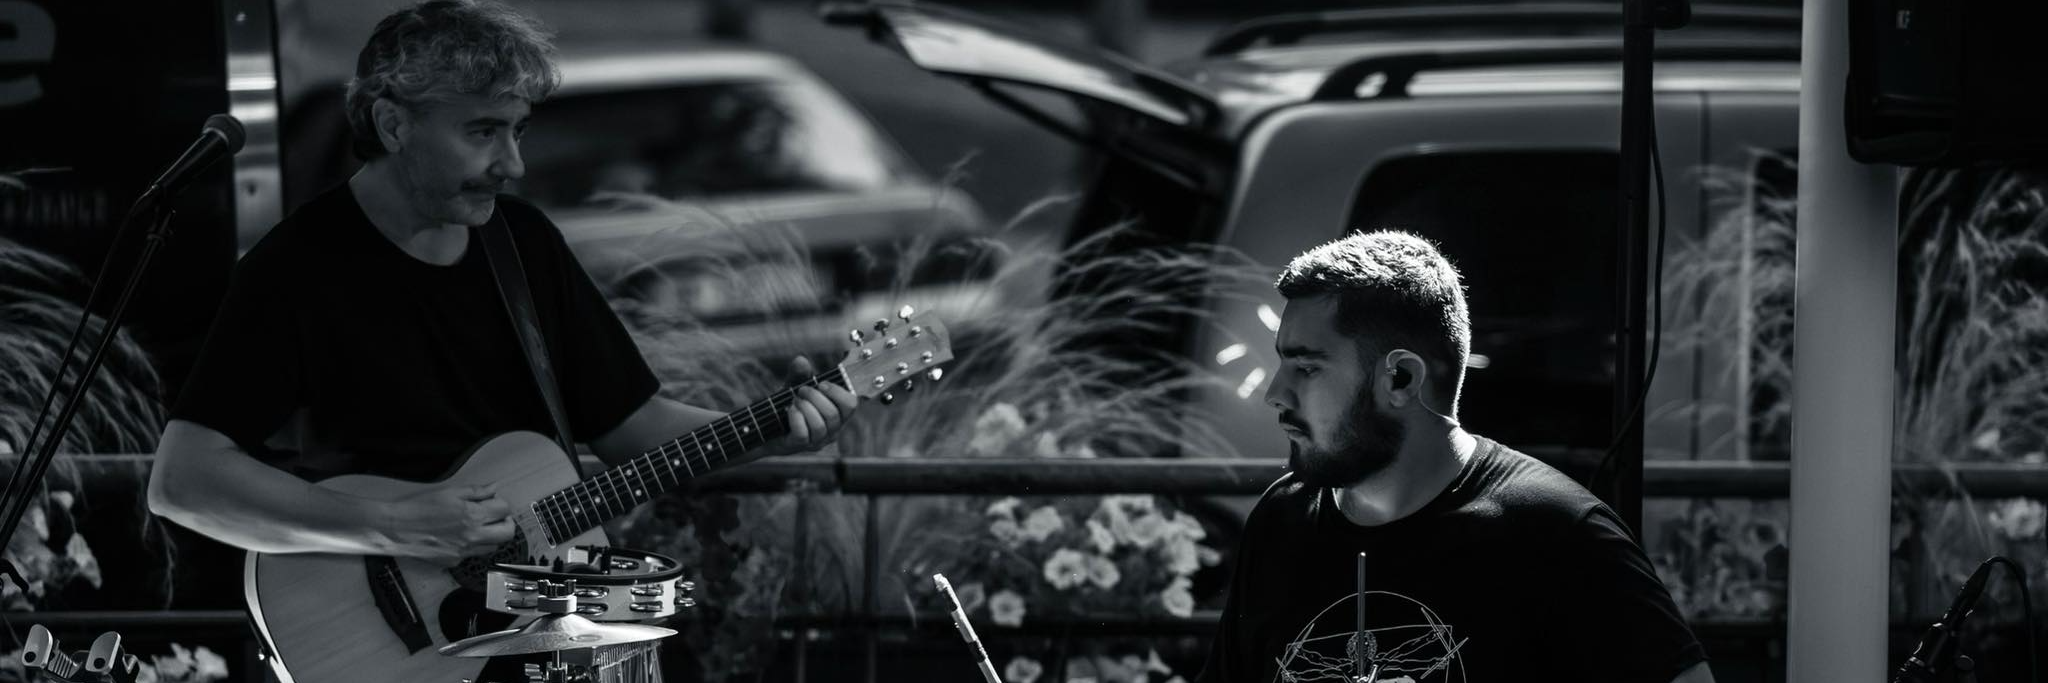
(232, 186), (354, 286)
(1472, 436), (1608, 529)
(1245, 471), (1321, 531)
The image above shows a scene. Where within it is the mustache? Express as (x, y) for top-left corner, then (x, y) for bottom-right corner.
(1278, 414), (1307, 431)
(461, 179), (505, 193)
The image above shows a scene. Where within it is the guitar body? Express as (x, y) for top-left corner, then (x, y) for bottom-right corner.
(246, 431), (607, 683)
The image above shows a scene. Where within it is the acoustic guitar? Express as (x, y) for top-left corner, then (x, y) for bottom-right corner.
(245, 309), (952, 683)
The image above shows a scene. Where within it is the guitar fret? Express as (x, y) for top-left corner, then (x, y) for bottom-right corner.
(536, 366), (863, 541)
(741, 406), (763, 446)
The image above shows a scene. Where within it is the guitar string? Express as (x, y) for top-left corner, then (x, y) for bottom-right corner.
(554, 365), (842, 535)
(545, 367), (850, 537)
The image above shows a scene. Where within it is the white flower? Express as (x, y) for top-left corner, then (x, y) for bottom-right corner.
(1044, 548), (1090, 589)
(1086, 519), (1117, 554)
(1145, 650), (1172, 674)
(955, 582), (987, 613)
(1022, 506), (1066, 542)
(1167, 511), (1206, 541)
(191, 645), (229, 681)
(1125, 513), (1169, 548)
(1100, 654), (1146, 683)
(1084, 553), (1121, 590)
(987, 497), (1024, 518)
(990, 590), (1027, 627)
(154, 644), (195, 680)
(969, 403), (1029, 457)
(1004, 656), (1044, 683)
(1987, 498), (2047, 541)
(1101, 495), (1156, 516)
(1164, 537), (1201, 576)
(65, 533), (101, 588)
(1199, 546), (1222, 567)
(1034, 432), (1064, 459)
(1973, 428), (2003, 452)
(1160, 576), (1195, 618)
(990, 518), (1026, 548)
(1067, 442), (1099, 459)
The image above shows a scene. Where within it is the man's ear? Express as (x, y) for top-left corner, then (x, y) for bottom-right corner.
(371, 98), (411, 155)
(1383, 351), (1428, 409)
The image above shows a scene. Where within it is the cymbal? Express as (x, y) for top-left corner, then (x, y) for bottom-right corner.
(438, 614), (676, 658)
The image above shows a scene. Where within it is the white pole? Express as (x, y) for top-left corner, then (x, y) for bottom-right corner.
(1787, 0), (1897, 679)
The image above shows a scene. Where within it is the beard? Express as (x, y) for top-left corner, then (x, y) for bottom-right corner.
(1286, 383), (1407, 488)
(397, 148), (499, 226)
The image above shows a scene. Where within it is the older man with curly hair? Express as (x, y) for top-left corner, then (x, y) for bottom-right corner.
(147, 2), (857, 678)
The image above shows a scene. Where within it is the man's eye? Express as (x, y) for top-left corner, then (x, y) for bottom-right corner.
(472, 128), (496, 139)
(1295, 365), (1318, 377)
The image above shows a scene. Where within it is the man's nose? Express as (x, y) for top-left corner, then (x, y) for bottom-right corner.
(1263, 374), (1292, 412)
(493, 137), (525, 180)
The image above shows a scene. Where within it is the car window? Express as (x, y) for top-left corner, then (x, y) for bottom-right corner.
(512, 80), (918, 209)
(1346, 151), (1619, 450)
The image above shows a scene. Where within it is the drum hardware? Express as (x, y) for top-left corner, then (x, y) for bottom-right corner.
(19, 624), (141, 683)
(444, 578), (675, 683)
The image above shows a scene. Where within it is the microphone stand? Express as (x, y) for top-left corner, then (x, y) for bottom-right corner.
(0, 188), (179, 596)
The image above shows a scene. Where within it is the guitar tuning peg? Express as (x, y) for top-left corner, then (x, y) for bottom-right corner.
(927, 368), (944, 382)
(900, 379), (915, 393)
(849, 329), (864, 344)
(880, 393), (896, 405)
(897, 305), (915, 320)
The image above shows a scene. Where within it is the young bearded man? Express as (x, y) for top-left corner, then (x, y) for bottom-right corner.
(1198, 231), (1713, 683)
(146, 2), (855, 676)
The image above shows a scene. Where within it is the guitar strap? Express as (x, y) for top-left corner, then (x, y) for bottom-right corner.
(477, 209), (582, 475)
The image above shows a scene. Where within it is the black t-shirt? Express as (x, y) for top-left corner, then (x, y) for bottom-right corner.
(1198, 436), (1704, 683)
(170, 184), (659, 481)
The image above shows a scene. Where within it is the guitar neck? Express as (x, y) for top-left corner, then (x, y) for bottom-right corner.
(532, 367), (849, 542)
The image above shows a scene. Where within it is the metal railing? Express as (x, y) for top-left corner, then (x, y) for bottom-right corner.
(6, 454), (2041, 680)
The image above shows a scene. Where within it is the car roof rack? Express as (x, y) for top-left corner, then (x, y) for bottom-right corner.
(1205, 4), (1800, 56)
(1309, 40), (1800, 101)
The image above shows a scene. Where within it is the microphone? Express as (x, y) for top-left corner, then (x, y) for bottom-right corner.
(144, 114), (245, 200)
(934, 574), (1001, 683)
(1892, 558), (1998, 683)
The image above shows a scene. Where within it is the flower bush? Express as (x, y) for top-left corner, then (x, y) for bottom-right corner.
(899, 489), (1220, 625)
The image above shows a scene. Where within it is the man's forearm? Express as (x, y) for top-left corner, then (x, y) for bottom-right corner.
(589, 396), (723, 467)
(147, 420), (393, 555)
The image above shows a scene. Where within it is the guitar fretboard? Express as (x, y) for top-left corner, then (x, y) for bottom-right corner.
(529, 368), (849, 543)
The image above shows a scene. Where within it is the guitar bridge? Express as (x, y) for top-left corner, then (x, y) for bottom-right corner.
(364, 556), (432, 654)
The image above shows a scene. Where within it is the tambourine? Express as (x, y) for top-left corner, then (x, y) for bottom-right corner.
(486, 546), (697, 621)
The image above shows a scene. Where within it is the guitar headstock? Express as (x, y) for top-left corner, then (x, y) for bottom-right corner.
(838, 305), (954, 405)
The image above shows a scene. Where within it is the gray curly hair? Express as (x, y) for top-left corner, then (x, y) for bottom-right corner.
(344, 0), (561, 160)
(1276, 229), (1472, 413)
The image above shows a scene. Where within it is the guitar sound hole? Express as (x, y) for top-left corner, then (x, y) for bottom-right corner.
(438, 588), (517, 641)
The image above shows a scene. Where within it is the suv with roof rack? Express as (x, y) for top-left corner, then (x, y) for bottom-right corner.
(827, 2), (1801, 468)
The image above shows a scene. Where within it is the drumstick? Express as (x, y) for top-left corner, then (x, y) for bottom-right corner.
(934, 574), (1002, 683)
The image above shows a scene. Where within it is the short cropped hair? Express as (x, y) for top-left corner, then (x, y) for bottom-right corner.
(1276, 230), (1472, 413)
(344, 0), (561, 160)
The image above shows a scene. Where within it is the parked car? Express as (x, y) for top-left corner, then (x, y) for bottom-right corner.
(827, 2), (1802, 468)
(280, 46), (999, 355)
